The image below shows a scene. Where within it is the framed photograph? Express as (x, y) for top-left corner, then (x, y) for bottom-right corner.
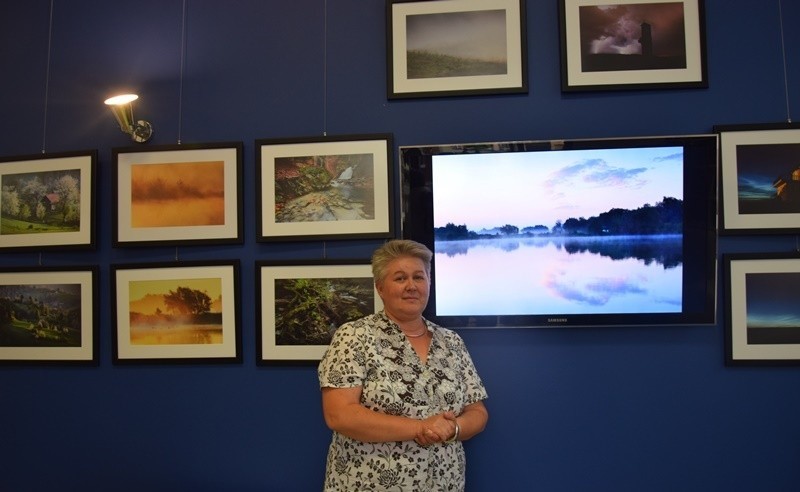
(113, 142), (243, 246)
(559, 0), (708, 91)
(256, 260), (383, 363)
(715, 123), (800, 234)
(0, 150), (96, 251)
(111, 261), (241, 364)
(0, 266), (98, 365)
(256, 134), (394, 241)
(724, 253), (800, 366)
(387, 0), (527, 99)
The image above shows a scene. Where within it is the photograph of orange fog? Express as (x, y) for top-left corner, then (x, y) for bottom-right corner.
(128, 277), (223, 345)
(131, 161), (225, 227)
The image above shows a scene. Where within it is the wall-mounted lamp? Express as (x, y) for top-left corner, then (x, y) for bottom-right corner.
(103, 94), (153, 143)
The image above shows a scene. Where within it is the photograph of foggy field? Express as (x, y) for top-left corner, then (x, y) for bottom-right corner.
(388, 0), (525, 98)
(130, 161), (225, 228)
(406, 9), (508, 79)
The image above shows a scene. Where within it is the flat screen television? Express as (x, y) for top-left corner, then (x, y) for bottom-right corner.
(400, 134), (718, 328)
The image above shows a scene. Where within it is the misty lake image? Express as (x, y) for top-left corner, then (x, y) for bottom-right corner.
(274, 153), (375, 223)
(128, 277), (223, 345)
(435, 236), (682, 316)
(1, 169), (81, 235)
(406, 9), (508, 78)
(131, 161), (225, 227)
(432, 146), (686, 316)
(0, 283), (82, 347)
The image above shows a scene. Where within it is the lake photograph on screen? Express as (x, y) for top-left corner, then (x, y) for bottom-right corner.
(432, 146), (685, 316)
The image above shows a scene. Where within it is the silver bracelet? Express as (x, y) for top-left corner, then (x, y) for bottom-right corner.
(445, 421), (460, 443)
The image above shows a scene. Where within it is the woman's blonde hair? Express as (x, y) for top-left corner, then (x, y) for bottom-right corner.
(371, 239), (432, 283)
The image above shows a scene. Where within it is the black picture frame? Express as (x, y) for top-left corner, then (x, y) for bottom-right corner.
(724, 252), (800, 366)
(387, 0), (527, 99)
(256, 259), (382, 364)
(112, 142), (243, 247)
(715, 122), (800, 235)
(559, 0), (708, 91)
(0, 150), (96, 251)
(0, 266), (99, 365)
(256, 134), (394, 241)
(111, 260), (242, 364)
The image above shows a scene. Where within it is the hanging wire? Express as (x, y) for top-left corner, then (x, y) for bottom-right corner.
(321, 0), (329, 258)
(41, 0), (54, 153)
(323, 0), (328, 136)
(177, 0), (188, 144)
(778, 0), (792, 123)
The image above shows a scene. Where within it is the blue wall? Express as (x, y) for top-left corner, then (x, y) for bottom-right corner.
(1, 1), (799, 490)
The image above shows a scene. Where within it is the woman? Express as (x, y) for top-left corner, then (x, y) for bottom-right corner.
(318, 239), (489, 491)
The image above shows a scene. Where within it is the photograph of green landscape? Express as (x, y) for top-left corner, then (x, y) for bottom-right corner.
(0, 282), (82, 348)
(1, 169), (82, 235)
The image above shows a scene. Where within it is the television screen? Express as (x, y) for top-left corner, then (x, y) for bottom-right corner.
(400, 135), (718, 328)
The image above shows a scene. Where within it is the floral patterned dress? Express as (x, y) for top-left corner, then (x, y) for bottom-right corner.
(318, 312), (488, 492)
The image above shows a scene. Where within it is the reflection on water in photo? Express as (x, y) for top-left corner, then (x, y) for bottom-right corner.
(434, 236), (682, 316)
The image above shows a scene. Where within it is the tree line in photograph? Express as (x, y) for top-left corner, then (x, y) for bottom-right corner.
(436, 196), (682, 240)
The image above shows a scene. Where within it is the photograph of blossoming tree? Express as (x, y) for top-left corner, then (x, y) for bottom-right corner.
(1, 169), (81, 235)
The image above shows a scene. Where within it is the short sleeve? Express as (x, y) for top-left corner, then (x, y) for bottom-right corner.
(318, 322), (368, 389)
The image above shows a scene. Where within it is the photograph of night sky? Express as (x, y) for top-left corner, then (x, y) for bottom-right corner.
(735, 143), (800, 214)
(745, 271), (800, 345)
(578, 3), (687, 72)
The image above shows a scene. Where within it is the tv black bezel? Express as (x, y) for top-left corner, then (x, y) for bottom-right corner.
(400, 134), (718, 328)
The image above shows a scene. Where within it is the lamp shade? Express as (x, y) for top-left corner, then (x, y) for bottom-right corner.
(104, 94), (139, 133)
